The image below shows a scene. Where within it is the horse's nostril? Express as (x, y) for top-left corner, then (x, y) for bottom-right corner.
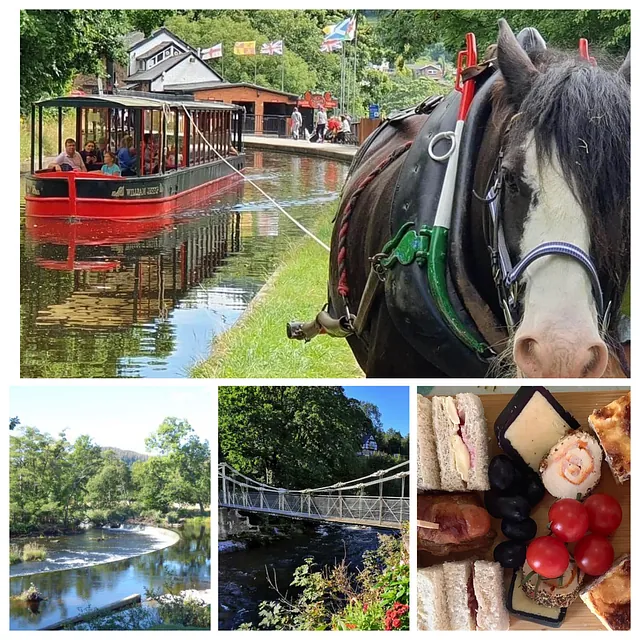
(584, 343), (609, 378)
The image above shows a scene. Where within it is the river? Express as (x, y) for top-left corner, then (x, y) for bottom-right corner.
(20, 152), (349, 378)
(9, 519), (210, 630)
(218, 522), (397, 630)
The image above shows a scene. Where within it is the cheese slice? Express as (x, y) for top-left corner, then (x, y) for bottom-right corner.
(511, 572), (563, 620)
(504, 391), (572, 469)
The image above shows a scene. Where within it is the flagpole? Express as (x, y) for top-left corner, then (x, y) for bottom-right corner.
(281, 39), (285, 92)
(254, 53), (257, 85)
(221, 44), (225, 80)
(352, 15), (358, 116)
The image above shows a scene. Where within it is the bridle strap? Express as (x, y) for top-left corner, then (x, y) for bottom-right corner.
(505, 241), (605, 318)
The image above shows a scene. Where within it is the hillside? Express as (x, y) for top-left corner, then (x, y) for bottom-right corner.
(101, 446), (149, 465)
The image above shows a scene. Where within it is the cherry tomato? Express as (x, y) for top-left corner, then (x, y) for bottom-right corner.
(583, 494), (623, 536)
(574, 534), (615, 576)
(548, 498), (589, 542)
(526, 536), (570, 579)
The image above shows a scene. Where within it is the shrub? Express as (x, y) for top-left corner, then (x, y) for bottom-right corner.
(22, 543), (47, 562)
(87, 509), (108, 526)
(10, 545), (22, 565)
(165, 511), (180, 524)
(20, 583), (44, 601)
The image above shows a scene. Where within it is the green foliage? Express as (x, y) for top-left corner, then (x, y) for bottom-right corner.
(10, 419), (209, 535)
(378, 75), (449, 116)
(20, 10), (128, 113)
(218, 386), (373, 488)
(377, 10), (630, 60)
(249, 533), (408, 630)
(10, 545), (22, 565)
(22, 543), (47, 562)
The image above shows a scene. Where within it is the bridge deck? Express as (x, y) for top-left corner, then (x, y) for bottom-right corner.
(219, 502), (402, 530)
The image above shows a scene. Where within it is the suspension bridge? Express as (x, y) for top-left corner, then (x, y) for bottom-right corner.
(218, 461), (409, 529)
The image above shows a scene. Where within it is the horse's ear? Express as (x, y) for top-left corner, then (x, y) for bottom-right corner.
(497, 18), (540, 105)
(619, 50), (630, 84)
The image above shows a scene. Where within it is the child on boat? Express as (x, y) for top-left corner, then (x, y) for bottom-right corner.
(101, 151), (121, 176)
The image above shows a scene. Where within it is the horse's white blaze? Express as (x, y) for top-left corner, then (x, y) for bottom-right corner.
(514, 136), (604, 375)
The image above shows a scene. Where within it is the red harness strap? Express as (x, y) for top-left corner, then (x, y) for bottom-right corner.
(337, 140), (413, 299)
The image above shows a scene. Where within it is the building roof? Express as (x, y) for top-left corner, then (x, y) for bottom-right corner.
(35, 93), (241, 112)
(406, 63), (441, 71)
(127, 27), (197, 56)
(125, 52), (191, 83)
(165, 81), (298, 100)
(137, 41), (180, 61)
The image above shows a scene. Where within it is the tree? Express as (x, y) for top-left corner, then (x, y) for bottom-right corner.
(218, 386), (373, 488)
(377, 10), (630, 60)
(87, 450), (132, 509)
(10, 417), (20, 430)
(20, 10), (128, 112)
(145, 418), (211, 514)
(378, 75), (448, 115)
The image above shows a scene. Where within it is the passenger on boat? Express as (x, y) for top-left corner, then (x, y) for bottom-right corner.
(117, 135), (137, 177)
(48, 138), (87, 172)
(80, 140), (103, 172)
(143, 133), (159, 174)
(101, 151), (121, 176)
(166, 145), (183, 170)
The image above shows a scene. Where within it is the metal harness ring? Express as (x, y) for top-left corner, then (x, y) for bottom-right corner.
(428, 131), (456, 162)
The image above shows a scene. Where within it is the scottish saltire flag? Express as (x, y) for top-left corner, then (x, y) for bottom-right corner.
(260, 41), (284, 55)
(201, 43), (223, 60)
(234, 41), (256, 55)
(320, 39), (342, 53)
(323, 16), (356, 42)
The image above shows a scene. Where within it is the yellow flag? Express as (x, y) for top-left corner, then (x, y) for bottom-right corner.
(234, 41), (256, 56)
(323, 25), (335, 35)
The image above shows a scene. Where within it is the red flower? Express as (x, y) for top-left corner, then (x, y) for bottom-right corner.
(363, 603), (369, 613)
(346, 623), (356, 629)
(384, 602), (409, 631)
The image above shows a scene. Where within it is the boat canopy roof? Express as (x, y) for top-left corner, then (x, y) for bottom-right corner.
(35, 94), (241, 111)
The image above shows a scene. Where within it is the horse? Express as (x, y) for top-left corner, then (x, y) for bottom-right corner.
(326, 20), (630, 378)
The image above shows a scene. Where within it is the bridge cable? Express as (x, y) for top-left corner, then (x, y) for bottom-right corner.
(181, 106), (331, 252)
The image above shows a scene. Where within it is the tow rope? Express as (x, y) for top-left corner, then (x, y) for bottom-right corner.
(181, 106), (330, 252)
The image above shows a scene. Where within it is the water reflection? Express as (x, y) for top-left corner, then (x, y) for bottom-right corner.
(20, 152), (348, 378)
(10, 519), (210, 630)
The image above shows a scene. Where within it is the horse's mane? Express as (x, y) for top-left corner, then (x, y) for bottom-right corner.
(492, 50), (630, 305)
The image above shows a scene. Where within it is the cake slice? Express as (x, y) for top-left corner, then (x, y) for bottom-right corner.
(580, 554), (630, 630)
(588, 392), (630, 484)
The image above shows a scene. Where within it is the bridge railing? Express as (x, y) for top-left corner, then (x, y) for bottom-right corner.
(218, 461), (409, 528)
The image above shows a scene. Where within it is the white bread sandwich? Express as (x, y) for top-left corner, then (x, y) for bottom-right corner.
(473, 560), (510, 630)
(443, 561), (476, 630)
(417, 565), (450, 630)
(432, 394), (490, 491)
(417, 560), (509, 631)
(417, 395), (440, 491)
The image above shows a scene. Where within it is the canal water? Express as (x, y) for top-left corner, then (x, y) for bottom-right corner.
(218, 522), (396, 630)
(20, 152), (349, 378)
(10, 519), (210, 630)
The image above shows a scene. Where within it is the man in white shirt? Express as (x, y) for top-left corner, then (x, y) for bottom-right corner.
(291, 107), (303, 140)
(315, 106), (328, 143)
(49, 138), (87, 172)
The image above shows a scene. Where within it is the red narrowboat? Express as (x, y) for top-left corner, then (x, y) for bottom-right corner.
(25, 92), (246, 219)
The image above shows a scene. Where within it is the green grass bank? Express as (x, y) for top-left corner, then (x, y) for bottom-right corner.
(191, 207), (363, 378)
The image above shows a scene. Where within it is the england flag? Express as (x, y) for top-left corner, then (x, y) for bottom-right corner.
(260, 40), (284, 55)
(201, 43), (223, 60)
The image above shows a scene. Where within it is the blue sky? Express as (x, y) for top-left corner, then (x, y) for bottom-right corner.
(9, 386), (213, 453)
(343, 386), (409, 435)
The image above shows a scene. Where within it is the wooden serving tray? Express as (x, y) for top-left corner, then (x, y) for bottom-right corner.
(418, 389), (630, 631)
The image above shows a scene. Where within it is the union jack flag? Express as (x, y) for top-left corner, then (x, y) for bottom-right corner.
(260, 40), (284, 56)
(320, 39), (342, 53)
